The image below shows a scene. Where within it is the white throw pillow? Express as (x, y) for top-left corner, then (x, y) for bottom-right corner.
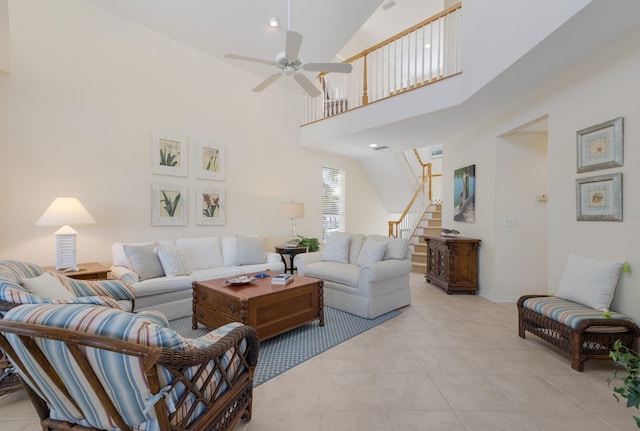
(556, 252), (624, 311)
(22, 272), (75, 300)
(123, 242), (165, 281)
(175, 237), (224, 270)
(236, 235), (267, 265)
(357, 237), (387, 266)
(322, 232), (351, 263)
(155, 246), (192, 277)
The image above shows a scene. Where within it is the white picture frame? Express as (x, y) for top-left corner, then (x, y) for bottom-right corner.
(196, 186), (225, 225)
(151, 132), (188, 177)
(196, 142), (226, 181)
(152, 183), (187, 226)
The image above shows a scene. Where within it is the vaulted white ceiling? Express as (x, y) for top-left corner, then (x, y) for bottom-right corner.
(87, 0), (444, 87)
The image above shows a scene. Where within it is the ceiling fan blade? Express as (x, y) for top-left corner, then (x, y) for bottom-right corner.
(293, 73), (322, 98)
(252, 73), (282, 92)
(224, 53), (276, 66)
(303, 62), (353, 73)
(285, 31), (303, 61)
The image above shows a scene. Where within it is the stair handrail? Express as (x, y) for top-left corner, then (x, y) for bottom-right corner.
(388, 165), (432, 238)
(303, 2), (463, 124)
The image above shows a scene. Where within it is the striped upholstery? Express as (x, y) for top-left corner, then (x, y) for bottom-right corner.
(523, 296), (632, 329)
(3, 303), (245, 430)
(0, 260), (135, 311)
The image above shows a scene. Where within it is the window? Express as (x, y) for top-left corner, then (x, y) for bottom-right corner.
(322, 166), (345, 242)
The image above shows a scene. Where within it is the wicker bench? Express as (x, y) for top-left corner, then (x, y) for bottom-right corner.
(518, 295), (640, 371)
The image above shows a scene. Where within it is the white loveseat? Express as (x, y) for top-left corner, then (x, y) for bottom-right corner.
(110, 236), (285, 320)
(294, 233), (412, 319)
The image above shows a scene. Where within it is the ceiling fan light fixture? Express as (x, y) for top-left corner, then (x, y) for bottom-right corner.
(268, 16), (279, 28)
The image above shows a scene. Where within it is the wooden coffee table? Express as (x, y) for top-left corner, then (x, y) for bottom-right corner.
(192, 271), (324, 340)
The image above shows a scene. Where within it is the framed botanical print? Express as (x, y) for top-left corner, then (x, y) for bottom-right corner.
(151, 133), (188, 177)
(196, 186), (225, 225)
(196, 142), (226, 181)
(152, 183), (187, 226)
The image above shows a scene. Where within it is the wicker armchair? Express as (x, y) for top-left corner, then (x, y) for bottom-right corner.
(0, 260), (136, 395)
(0, 303), (259, 431)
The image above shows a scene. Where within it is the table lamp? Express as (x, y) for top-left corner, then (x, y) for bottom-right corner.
(36, 197), (96, 271)
(280, 201), (305, 246)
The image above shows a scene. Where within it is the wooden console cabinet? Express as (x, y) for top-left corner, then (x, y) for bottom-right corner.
(421, 235), (481, 294)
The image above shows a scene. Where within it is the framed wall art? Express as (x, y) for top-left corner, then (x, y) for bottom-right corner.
(430, 145), (443, 159)
(196, 186), (225, 225)
(576, 173), (622, 221)
(196, 143), (226, 181)
(151, 133), (187, 177)
(152, 183), (187, 226)
(453, 164), (475, 222)
(576, 117), (623, 173)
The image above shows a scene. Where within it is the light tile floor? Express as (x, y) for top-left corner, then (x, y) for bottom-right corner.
(0, 273), (636, 431)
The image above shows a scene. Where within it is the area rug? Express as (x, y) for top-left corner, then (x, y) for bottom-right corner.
(169, 306), (400, 386)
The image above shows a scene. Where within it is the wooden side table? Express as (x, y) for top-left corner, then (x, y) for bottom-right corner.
(421, 235), (481, 294)
(42, 262), (110, 280)
(274, 246), (308, 274)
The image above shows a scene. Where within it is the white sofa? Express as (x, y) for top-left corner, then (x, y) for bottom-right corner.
(110, 236), (285, 320)
(294, 233), (412, 319)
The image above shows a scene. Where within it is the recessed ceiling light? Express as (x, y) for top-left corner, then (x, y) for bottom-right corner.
(369, 143), (378, 148)
(269, 16), (279, 27)
(424, 43), (431, 49)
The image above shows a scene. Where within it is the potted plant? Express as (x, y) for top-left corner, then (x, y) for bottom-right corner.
(297, 235), (319, 252)
(610, 340), (640, 428)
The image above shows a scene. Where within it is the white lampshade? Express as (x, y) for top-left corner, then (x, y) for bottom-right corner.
(280, 202), (305, 219)
(36, 197), (95, 270)
(36, 197), (96, 226)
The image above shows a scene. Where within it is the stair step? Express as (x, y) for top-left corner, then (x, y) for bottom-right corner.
(411, 262), (426, 273)
(412, 243), (427, 253)
(411, 252), (426, 263)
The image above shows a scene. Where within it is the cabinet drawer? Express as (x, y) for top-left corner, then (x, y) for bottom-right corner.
(194, 285), (242, 320)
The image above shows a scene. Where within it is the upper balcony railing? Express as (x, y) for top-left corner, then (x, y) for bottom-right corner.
(303, 3), (462, 125)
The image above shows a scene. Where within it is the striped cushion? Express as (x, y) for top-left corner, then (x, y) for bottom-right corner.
(523, 296), (632, 329)
(0, 260), (135, 311)
(3, 304), (245, 430)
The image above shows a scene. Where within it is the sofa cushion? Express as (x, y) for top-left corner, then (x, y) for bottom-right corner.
(322, 232), (351, 263)
(236, 235), (267, 265)
(303, 261), (360, 288)
(155, 245), (192, 277)
(133, 275), (194, 298)
(367, 235), (409, 260)
(523, 296), (632, 329)
(112, 241), (174, 269)
(123, 243), (165, 281)
(348, 234), (366, 264)
(22, 272), (76, 300)
(175, 237), (224, 270)
(556, 252), (623, 311)
(357, 237), (387, 266)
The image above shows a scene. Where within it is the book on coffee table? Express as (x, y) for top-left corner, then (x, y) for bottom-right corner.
(271, 273), (293, 285)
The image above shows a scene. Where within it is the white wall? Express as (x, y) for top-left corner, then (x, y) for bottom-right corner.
(493, 131), (548, 301)
(0, 0), (8, 72)
(461, 0), (589, 96)
(441, 23), (640, 322)
(0, 0), (388, 266)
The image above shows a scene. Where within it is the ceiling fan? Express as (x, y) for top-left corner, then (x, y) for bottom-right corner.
(223, 2), (352, 97)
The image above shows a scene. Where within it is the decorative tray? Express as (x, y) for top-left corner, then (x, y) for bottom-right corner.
(225, 276), (255, 286)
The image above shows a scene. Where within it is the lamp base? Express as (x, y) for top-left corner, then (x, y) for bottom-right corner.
(54, 229), (78, 271)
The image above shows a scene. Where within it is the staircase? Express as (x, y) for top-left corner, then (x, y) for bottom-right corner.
(410, 204), (442, 273)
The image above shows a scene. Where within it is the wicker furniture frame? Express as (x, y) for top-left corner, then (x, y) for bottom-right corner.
(0, 317), (259, 431)
(0, 301), (22, 394)
(518, 294), (640, 371)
